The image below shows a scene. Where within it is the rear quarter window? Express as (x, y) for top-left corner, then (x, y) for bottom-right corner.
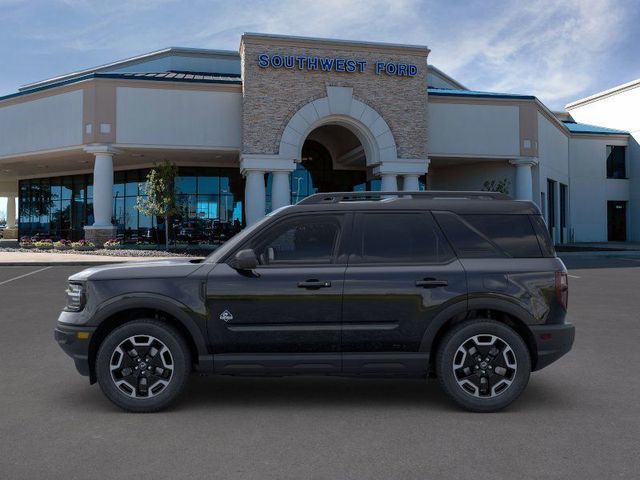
(434, 212), (546, 258)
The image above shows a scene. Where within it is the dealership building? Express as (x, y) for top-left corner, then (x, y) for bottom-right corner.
(0, 33), (637, 245)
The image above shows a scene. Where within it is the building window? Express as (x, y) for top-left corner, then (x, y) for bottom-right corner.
(547, 179), (556, 237)
(18, 167), (244, 245)
(606, 145), (626, 179)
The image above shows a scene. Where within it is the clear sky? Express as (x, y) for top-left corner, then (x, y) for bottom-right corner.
(1, 0), (640, 218)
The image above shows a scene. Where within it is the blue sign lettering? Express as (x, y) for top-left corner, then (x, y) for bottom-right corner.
(257, 53), (418, 77)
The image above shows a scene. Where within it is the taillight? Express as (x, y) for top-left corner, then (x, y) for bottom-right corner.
(555, 271), (568, 310)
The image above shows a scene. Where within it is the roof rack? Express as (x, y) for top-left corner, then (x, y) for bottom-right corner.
(297, 191), (511, 205)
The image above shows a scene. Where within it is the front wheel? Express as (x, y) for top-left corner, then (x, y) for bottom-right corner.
(436, 319), (531, 412)
(96, 320), (191, 412)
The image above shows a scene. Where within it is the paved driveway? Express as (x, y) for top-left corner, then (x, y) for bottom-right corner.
(0, 257), (639, 479)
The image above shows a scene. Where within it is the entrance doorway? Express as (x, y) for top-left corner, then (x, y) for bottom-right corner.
(267, 124), (381, 209)
(607, 201), (627, 241)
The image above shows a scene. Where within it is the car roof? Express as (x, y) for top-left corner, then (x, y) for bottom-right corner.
(282, 192), (541, 215)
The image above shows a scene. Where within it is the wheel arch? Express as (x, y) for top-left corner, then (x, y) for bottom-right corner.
(87, 295), (209, 384)
(421, 298), (538, 371)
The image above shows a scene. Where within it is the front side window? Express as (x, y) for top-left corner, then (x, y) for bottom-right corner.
(606, 145), (626, 179)
(355, 212), (454, 264)
(251, 215), (342, 266)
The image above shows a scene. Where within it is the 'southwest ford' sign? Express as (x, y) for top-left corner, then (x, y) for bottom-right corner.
(257, 53), (418, 77)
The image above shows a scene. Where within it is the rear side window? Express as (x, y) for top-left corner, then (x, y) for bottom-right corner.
(529, 215), (556, 257)
(354, 212), (454, 264)
(434, 212), (544, 258)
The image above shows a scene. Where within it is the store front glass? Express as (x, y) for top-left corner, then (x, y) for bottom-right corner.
(18, 167), (245, 245)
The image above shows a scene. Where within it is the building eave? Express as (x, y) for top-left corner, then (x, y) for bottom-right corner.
(565, 78), (640, 110)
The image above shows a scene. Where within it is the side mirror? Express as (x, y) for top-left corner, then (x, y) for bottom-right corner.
(230, 248), (258, 271)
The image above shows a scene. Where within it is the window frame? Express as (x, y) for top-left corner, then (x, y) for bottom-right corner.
(229, 212), (350, 268)
(348, 210), (456, 266)
(606, 145), (627, 179)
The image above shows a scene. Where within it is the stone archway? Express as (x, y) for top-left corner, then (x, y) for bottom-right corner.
(278, 86), (398, 165)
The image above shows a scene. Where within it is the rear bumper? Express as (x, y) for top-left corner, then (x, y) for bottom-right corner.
(54, 323), (96, 378)
(530, 322), (575, 371)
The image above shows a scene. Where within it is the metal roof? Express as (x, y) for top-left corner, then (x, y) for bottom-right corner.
(0, 71), (242, 102)
(428, 87), (535, 100)
(562, 121), (628, 135)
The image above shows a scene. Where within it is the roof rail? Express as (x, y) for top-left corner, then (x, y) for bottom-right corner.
(297, 191), (511, 205)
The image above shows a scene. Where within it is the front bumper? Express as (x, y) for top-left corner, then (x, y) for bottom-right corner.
(54, 322), (96, 378)
(530, 322), (575, 371)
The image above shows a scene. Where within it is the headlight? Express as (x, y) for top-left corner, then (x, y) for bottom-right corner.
(65, 283), (86, 312)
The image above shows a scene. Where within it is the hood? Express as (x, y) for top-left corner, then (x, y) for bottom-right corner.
(68, 258), (206, 282)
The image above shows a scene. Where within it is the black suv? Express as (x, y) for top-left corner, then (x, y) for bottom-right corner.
(55, 191), (574, 412)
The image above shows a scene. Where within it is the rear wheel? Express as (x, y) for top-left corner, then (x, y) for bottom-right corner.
(96, 320), (191, 412)
(436, 319), (530, 412)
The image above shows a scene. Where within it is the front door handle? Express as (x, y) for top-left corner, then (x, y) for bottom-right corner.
(298, 279), (332, 289)
(415, 278), (448, 288)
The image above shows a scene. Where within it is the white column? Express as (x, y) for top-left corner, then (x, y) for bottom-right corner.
(6, 195), (16, 228)
(380, 174), (398, 192)
(244, 170), (266, 226)
(271, 171), (291, 210)
(401, 174), (420, 191)
(510, 158), (538, 201)
(91, 152), (115, 227)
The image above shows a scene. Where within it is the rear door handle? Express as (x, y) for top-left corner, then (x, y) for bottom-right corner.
(415, 278), (448, 288)
(298, 279), (332, 289)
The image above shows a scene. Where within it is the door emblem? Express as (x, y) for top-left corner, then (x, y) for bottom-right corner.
(219, 310), (233, 322)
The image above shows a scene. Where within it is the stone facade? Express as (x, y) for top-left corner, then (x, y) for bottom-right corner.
(240, 34), (429, 161)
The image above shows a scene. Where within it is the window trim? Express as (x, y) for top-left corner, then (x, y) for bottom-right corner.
(227, 212), (349, 268)
(348, 211), (457, 266)
(606, 145), (627, 180)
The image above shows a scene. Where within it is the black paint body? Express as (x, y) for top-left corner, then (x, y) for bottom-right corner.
(55, 194), (575, 382)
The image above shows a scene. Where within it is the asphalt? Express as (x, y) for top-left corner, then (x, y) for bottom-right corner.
(0, 257), (639, 479)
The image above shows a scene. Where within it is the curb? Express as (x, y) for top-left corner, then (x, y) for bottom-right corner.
(558, 250), (640, 258)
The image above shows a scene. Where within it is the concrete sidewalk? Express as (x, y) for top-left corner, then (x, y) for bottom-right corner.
(0, 251), (182, 266)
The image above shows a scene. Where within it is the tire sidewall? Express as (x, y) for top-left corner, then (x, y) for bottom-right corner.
(96, 320), (190, 412)
(437, 320), (531, 412)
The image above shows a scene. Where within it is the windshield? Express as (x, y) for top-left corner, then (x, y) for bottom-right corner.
(205, 207), (291, 263)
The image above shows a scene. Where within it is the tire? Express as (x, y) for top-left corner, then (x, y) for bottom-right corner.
(436, 319), (531, 412)
(96, 319), (191, 412)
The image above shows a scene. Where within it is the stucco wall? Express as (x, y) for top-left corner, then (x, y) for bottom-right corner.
(0, 90), (83, 157)
(116, 87), (242, 148)
(536, 112), (569, 240)
(240, 37), (428, 159)
(427, 102), (520, 157)
(429, 161), (516, 194)
(569, 136), (629, 242)
(568, 86), (640, 241)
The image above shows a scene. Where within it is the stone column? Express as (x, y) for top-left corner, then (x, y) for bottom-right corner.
(6, 195), (16, 228)
(244, 170), (266, 226)
(271, 171), (291, 210)
(2, 195), (18, 240)
(510, 158), (538, 201)
(401, 174), (420, 191)
(380, 174), (398, 192)
(84, 145), (118, 245)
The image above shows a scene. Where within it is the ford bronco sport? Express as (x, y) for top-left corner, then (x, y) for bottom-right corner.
(55, 191), (574, 412)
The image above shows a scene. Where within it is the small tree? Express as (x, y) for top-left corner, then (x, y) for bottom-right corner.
(482, 178), (511, 195)
(136, 161), (180, 250)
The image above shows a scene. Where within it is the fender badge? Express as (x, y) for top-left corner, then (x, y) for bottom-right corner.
(219, 310), (233, 322)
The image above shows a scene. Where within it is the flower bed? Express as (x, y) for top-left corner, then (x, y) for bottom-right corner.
(103, 239), (123, 250)
(70, 240), (96, 251)
(54, 240), (73, 250)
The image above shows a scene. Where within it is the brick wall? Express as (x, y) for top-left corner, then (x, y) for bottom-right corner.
(240, 36), (429, 160)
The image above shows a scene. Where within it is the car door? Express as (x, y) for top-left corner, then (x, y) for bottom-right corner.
(341, 211), (467, 373)
(206, 212), (350, 373)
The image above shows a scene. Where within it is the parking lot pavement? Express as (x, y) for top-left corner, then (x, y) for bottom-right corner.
(1, 259), (639, 480)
